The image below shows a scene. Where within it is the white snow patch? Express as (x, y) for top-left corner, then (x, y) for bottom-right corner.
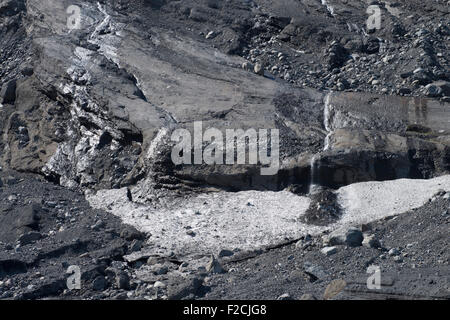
(87, 175), (450, 258)
(87, 190), (316, 257)
(335, 175), (450, 231)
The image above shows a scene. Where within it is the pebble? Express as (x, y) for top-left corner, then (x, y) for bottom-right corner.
(254, 63), (264, 76)
(389, 248), (400, 256)
(277, 293), (291, 300)
(362, 234), (381, 248)
(205, 31), (216, 39)
(154, 281), (166, 289)
(321, 246), (338, 256)
(116, 272), (130, 290)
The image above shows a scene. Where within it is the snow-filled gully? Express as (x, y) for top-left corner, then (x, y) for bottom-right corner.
(87, 175), (450, 259)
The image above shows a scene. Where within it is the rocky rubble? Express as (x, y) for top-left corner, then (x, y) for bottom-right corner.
(202, 190), (450, 300)
(0, 170), (213, 300)
(231, 0), (450, 99)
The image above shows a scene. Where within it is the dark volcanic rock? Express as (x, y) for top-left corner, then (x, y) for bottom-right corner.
(167, 275), (204, 300)
(344, 228), (364, 248)
(301, 189), (342, 226)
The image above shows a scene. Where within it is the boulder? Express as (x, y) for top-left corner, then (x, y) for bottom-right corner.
(154, 281), (166, 289)
(323, 279), (347, 300)
(16, 204), (41, 231)
(218, 249), (234, 258)
(321, 246), (338, 256)
(345, 227), (363, 247)
(242, 61), (254, 72)
(92, 276), (107, 291)
(115, 272), (130, 290)
(167, 275), (204, 300)
(303, 262), (327, 280)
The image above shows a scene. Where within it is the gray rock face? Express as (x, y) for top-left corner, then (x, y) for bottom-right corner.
(0, 0), (448, 195)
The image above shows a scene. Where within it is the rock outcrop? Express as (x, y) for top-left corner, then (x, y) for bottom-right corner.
(0, 0), (448, 194)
